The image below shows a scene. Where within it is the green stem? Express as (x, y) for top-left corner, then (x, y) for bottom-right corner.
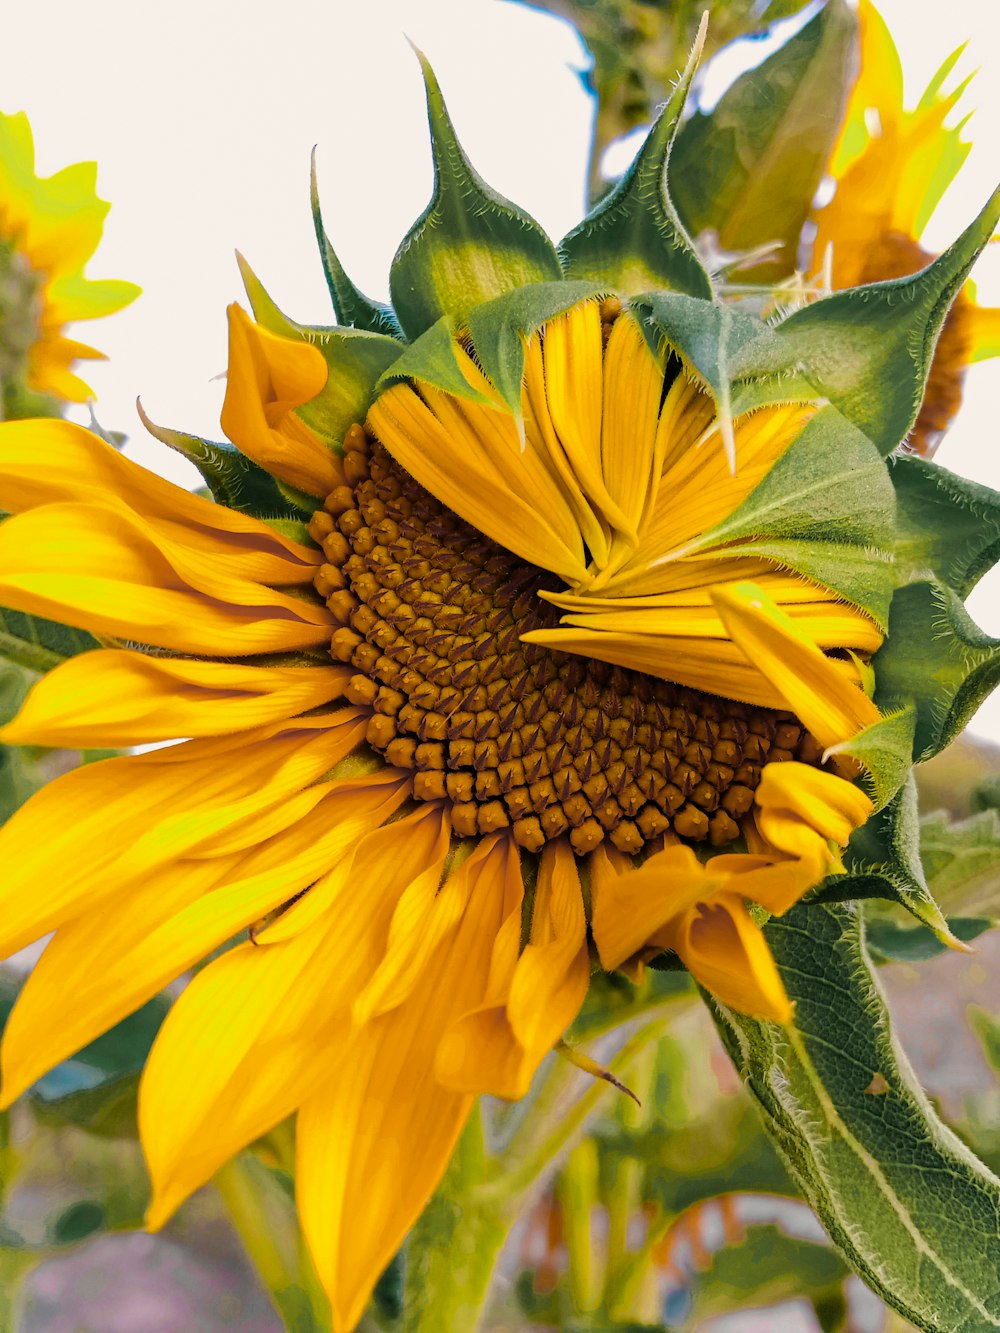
(557, 1139), (604, 1316)
(215, 1154), (332, 1332)
(402, 1108), (514, 1333)
(496, 1016), (669, 1200)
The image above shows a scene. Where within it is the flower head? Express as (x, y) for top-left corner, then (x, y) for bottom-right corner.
(0, 38), (996, 1333)
(0, 109), (139, 410)
(807, 0), (1000, 455)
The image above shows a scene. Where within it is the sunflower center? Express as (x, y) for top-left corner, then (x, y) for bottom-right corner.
(310, 425), (823, 855)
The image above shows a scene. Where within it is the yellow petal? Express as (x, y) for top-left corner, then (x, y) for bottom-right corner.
(600, 313), (665, 542)
(522, 332), (612, 567)
(590, 842), (713, 972)
(0, 418), (320, 565)
(0, 856), (238, 1107)
(668, 897), (793, 1024)
(142, 806), (450, 1225)
(436, 838), (588, 1101)
(506, 840), (590, 1057)
(541, 301), (629, 534)
(707, 849), (831, 918)
(367, 379), (588, 583)
(221, 305), (342, 498)
(295, 835), (511, 1332)
(711, 582), (881, 746)
(0, 652), (350, 747)
(968, 305), (1000, 363)
(522, 624), (859, 711)
(2, 771), (409, 1113)
(757, 761), (873, 847)
(628, 404), (814, 577)
(0, 712), (366, 959)
(0, 502), (332, 655)
(352, 820), (461, 1023)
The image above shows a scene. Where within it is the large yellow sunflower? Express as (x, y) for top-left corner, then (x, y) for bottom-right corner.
(0, 42), (993, 1332)
(806, 0), (1000, 455)
(0, 109), (139, 406)
(0, 298), (875, 1326)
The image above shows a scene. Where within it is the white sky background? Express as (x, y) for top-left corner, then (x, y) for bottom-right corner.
(4, 0), (1000, 735)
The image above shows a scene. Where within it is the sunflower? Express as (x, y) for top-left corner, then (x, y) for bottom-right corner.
(0, 45), (992, 1333)
(0, 109), (139, 409)
(806, 0), (1000, 455)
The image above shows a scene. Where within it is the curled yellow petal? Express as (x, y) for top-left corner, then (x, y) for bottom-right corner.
(711, 582), (881, 748)
(221, 304), (341, 498)
(668, 898), (793, 1026)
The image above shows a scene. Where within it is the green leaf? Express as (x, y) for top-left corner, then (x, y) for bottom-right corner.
(687, 1223), (849, 1325)
(237, 254), (404, 450)
(0, 606), (99, 674)
(309, 150), (402, 338)
(968, 1006), (1000, 1075)
(136, 404), (304, 519)
(26, 993), (171, 1139)
(670, 0), (858, 279)
(559, 17), (712, 299)
(890, 454), (1000, 597)
(709, 900), (1000, 1332)
(731, 185), (1000, 455)
(875, 580), (1000, 761)
(388, 50), (563, 339)
(918, 806), (1000, 922)
(866, 913), (992, 963)
(466, 280), (609, 419)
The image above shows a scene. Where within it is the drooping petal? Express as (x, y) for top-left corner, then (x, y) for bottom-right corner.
(437, 838), (589, 1100)
(666, 898), (793, 1025)
(142, 803), (452, 1227)
(0, 711), (367, 959)
(0, 652), (351, 747)
(711, 582), (881, 745)
(0, 418), (321, 565)
(295, 835), (512, 1332)
(0, 502), (332, 655)
(590, 842), (714, 972)
(754, 760), (873, 879)
(221, 304), (342, 498)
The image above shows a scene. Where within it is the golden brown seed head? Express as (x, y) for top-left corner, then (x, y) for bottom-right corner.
(314, 428), (825, 853)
